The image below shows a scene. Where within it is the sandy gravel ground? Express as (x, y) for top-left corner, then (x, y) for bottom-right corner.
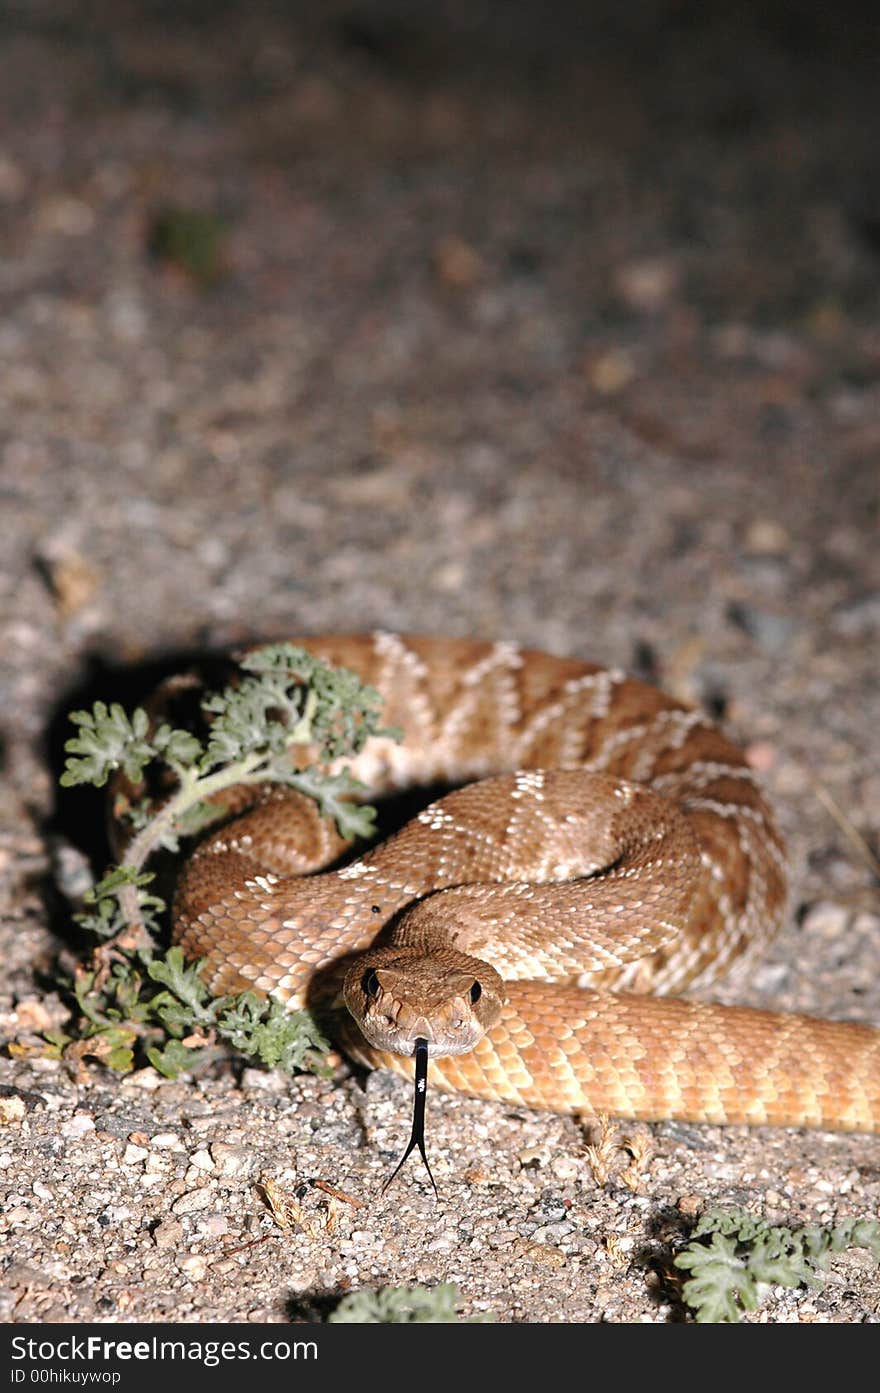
(0, 1), (878, 1324)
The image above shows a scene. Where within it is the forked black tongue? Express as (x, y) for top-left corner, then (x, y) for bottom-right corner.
(381, 1037), (437, 1197)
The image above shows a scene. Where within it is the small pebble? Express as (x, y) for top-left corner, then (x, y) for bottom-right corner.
(744, 519), (791, 555)
(432, 235), (484, 289)
(150, 1132), (184, 1150)
(613, 257), (680, 313)
(0, 1097), (26, 1125)
(525, 1243), (567, 1269)
(152, 1219), (185, 1249)
(198, 1214), (229, 1238)
(210, 1142), (253, 1176)
(171, 1187), (215, 1215)
(586, 348), (638, 395)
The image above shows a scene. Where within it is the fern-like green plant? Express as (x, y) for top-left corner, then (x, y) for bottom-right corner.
(29, 644), (399, 1079)
(674, 1208), (880, 1322)
(327, 1283), (492, 1323)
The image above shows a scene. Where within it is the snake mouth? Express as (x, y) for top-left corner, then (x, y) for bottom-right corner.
(363, 1004), (488, 1058)
(355, 1000), (488, 1059)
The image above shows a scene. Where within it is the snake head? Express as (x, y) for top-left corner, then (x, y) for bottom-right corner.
(342, 945), (505, 1058)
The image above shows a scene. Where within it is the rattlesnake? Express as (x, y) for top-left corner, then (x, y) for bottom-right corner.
(172, 633), (880, 1133)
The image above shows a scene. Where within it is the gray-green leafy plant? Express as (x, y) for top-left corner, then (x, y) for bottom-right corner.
(674, 1207), (880, 1322)
(33, 644), (398, 1078)
(327, 1283), (492, 1323)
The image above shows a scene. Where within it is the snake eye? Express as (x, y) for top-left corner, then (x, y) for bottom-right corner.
(363, 969), (381, 999)
(469, 980), (482, 1004)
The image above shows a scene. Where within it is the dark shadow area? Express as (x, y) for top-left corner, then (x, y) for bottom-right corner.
(285, 1285), (351, 1323)
(633, 1204), (700, 1323)
(39, 645), (243, 973)
(6, 1), (880, 160)
(44, 647), (235, 867)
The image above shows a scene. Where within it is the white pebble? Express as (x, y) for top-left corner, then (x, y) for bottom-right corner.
(171, 1187), (215, 1215)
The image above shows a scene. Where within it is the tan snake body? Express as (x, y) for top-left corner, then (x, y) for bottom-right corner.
(171, 633), (880, 1133)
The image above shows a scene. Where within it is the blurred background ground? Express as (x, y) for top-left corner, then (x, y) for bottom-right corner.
(0, 0), (878, 1324)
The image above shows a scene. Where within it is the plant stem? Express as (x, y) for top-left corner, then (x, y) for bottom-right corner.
(115, 750), (269, 939)
(120, 752), (264, 876)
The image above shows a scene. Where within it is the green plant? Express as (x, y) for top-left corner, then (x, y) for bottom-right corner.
(327, 1283), (492, 1323)
(674, 1207), (880, 1323)
(148, 206), (226, 284)
(32, 643), (397, 1078)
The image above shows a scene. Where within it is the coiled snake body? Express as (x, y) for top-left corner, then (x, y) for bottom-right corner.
(173, 634), (880, 1132)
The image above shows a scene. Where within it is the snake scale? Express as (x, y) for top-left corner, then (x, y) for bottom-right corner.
(171, 633), (880, 1133)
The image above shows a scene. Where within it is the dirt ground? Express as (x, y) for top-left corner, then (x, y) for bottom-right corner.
(0, 0), (878, 1325)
